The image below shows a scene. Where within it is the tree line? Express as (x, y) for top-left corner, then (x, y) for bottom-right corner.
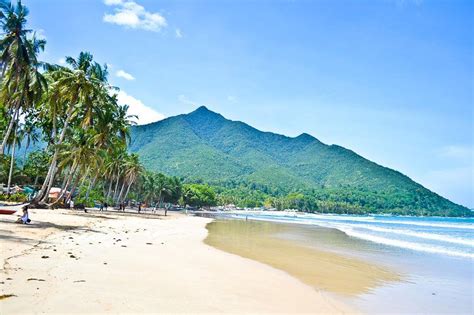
(0, 1), (220, 210)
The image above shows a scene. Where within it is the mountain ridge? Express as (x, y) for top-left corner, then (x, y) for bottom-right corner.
(129, 106), (470, 216)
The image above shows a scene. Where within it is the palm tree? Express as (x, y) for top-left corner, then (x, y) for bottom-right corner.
(34, 52), (110, 204)
(5, 119), (22, 195)
(21, 118), (39, 162)
(119, 153), (142, 203)
(0, 1), (47, 153)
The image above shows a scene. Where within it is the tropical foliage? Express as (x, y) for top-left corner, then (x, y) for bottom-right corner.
(0, 1), (150, 208)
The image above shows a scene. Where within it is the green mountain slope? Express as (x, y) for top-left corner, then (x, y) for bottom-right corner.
(129, 106), (470, 216)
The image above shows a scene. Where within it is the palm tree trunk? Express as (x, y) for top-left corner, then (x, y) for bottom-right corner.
(79, 166), (89, 188)
(50, 164), (77, 206)
(117, 180), (126, 203)
(67, 172), (81, 204)
(40, 162), (59, 203)
(22, 141), (30, 167)
(0, 104), (19, 155)
(36, 104), (75, 203)
(106, 177), (114, 200)
(60, 167), (71, 192)
(158, 191), (162, 208)
(123, 181), (133, 203)
(85, 173), (99, 201)
(112, 173), (121, 202)
(6, 132), (17, 195)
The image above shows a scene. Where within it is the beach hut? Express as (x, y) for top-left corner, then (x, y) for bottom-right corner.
(48, 187), (70, 202)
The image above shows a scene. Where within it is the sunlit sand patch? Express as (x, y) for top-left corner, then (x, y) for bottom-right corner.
(205, 219), (401, 296)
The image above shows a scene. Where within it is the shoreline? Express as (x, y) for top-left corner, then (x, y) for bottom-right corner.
(204, 219), (401, 296)
(0, 208), (356, 314)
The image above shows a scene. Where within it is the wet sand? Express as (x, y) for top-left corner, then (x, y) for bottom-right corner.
(0, 209), (354, 314)
(204, 219), (401, 296)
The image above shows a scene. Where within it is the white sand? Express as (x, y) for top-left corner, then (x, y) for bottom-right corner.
(0, 209), (355, 314)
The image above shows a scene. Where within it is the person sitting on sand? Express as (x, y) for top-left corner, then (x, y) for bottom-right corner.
(16, 206), (31, 224)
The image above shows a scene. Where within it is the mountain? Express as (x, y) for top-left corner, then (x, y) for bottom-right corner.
(129, 106), (470, 216)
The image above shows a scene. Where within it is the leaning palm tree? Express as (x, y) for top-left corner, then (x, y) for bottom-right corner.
(119, 153), (143, 203)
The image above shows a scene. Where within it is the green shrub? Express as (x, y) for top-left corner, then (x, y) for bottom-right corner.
(0, 192), (28, 202)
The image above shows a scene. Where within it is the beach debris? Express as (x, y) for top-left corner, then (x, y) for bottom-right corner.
(27, 278), (45, 282)
(41, 255), (49, 259)
(53, 249), (57, 252)
(6, 278), (13, 280)
(121, 245), (127, 247)
(68, 237), (73, 239)
(146, 242), (152, 245)
(103, 262), (107, 265)
(69, 254), (76, 258)
(0, 294), (16, 300)
(73, 280), (86, 283)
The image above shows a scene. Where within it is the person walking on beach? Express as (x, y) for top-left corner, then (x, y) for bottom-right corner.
(69, 199), (74, 210)
(138, 203), (141, 213)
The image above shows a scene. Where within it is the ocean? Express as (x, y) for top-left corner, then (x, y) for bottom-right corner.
(205, 212), (474, 314)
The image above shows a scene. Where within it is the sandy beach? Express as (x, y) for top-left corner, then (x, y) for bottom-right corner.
(0, 209), (355, 314)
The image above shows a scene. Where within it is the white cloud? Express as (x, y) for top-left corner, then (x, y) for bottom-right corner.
(175, 28), (183, 38)
(103, 0), (167, 32)
(116, 69), (135, 81)
(58, 57), (66, 65)
(439, 145), (473, 160)
(116, 90), (165, 124)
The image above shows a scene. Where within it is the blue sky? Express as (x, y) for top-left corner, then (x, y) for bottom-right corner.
(26, 0), (472, 207)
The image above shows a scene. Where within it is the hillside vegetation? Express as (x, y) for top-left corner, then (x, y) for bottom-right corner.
(130, 106), (470, 216)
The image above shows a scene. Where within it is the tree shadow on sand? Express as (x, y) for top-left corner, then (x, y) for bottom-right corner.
(63, 212), (118, 221)
(0, 230), (49, 244)
(0, 219), (103, 234)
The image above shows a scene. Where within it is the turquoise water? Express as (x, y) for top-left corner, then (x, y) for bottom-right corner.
(226, 212), (474, 259)
(219, 212), (474, 314)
